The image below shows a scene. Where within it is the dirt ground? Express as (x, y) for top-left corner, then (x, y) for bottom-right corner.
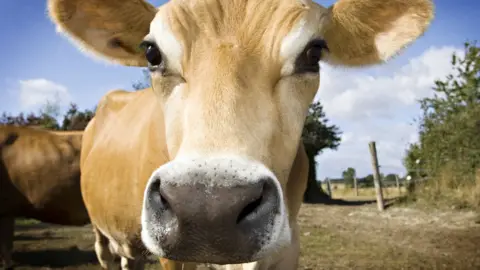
(5, 201), (480, 270)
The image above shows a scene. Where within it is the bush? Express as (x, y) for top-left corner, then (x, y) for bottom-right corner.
(403, 41), (480, 210)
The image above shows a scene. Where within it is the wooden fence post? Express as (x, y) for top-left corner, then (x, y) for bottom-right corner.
(368, 141), (385, 211)
(395, 174), (401, 195)
(326, 177), (332, 197)
(354, 175), (358, 196)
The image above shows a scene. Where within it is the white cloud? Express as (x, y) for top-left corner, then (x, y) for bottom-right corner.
(316, 46), (463, 121)
(315, 46), (464, 179)
(18, 79), (71, 110)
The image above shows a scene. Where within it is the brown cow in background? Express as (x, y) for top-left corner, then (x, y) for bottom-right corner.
(0, 125), (90, 269)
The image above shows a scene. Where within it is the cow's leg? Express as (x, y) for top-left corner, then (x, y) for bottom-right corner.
(92, 226), (116, 269)
(159, 259), (196, 270)
(159, 258), (174, 270)
(226, 263), (257, 270)
(0, 217), (14, 270)
(120, 256), (145, 270)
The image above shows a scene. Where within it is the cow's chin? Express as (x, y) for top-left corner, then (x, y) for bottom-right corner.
(140, 205), (291, 264)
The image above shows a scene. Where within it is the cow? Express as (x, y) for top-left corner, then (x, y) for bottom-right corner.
(47, 0), (434, 269)
(0, 125), (89, 269)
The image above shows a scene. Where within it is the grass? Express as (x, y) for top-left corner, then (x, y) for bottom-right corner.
(7, 199), (480, 270)
(336, 186), (406, 200)
(299, 204), (480, 269)
(403, 165), (480, 211)
(14, 219), (40, 226)
(320, 185), (407, 202)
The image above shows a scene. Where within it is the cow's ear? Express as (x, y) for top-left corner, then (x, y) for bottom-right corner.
(48, 0), (157, 67)
(318, 0), (434, 66)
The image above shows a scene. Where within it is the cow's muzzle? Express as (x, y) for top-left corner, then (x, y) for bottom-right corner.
(141, 156), (290, 264)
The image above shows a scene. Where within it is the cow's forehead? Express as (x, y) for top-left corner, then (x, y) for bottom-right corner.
(146, 0), (325, 73)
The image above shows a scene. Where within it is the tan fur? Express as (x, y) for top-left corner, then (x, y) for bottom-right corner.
(80, 88), (166, 253)
(0, 125), (89, 268)
(47, 0), (434, 269)
(80, 88), (308, 268)
(47, 0), (156, 66)
(321, 0), (434, 66)
(48, 0), (434, 69)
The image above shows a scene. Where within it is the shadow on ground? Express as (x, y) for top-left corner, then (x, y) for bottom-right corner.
(14, 230), (64, 241)
(10, 244), (159, 269)
(13, 223), (55, 232)
(11, 246), (98, 268)
(12, 222), (91, 233)
(14, 234), (64, 241)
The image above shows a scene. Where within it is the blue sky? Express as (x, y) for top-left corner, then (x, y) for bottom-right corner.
(0, 0), (478, 179)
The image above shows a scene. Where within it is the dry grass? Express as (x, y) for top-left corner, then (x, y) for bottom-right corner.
(6, 202), (480, 270)
(320, 185), (407, 202)
(336, 187), (406, 200)
(299, 203), (480, 270)
(408, 165), (480, 210)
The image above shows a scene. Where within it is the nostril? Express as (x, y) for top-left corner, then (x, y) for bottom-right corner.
(149, 178), (170, 210)
(236, 195), (263, 224)
(236, 181), (268, 224)
(236, 177), (278, 225)
(159, 191), (170, 209)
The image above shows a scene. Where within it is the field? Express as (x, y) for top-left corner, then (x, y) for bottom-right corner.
(6, 189), (480, 270)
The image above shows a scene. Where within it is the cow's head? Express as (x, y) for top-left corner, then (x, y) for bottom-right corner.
(48, 0), (433, 264)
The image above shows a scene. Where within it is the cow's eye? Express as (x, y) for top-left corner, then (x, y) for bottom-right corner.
(146, 45), (162, 66)
(305, 39), (327, 66)
(140, 41), (163, 71)
(295, 39), (328, 74)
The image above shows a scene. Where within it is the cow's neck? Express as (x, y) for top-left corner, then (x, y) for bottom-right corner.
(130, 89), (170, 182)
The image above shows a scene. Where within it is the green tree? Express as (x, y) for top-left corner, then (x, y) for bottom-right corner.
(0, 100), (61, 130)
(342, 167), (356, 188)
(403, 41), (480, 202)
(358, 174), (374, 188)
(61, 103), (95, 130)
(299, 102), (342, 203)
(1, 112), (41, 126)
(1, 102), (94, 131)
(131, 73), (343, 203)
(384, 173), (398, 183)
(403, 142), (425, 179)
(132, 69), (151, 90)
